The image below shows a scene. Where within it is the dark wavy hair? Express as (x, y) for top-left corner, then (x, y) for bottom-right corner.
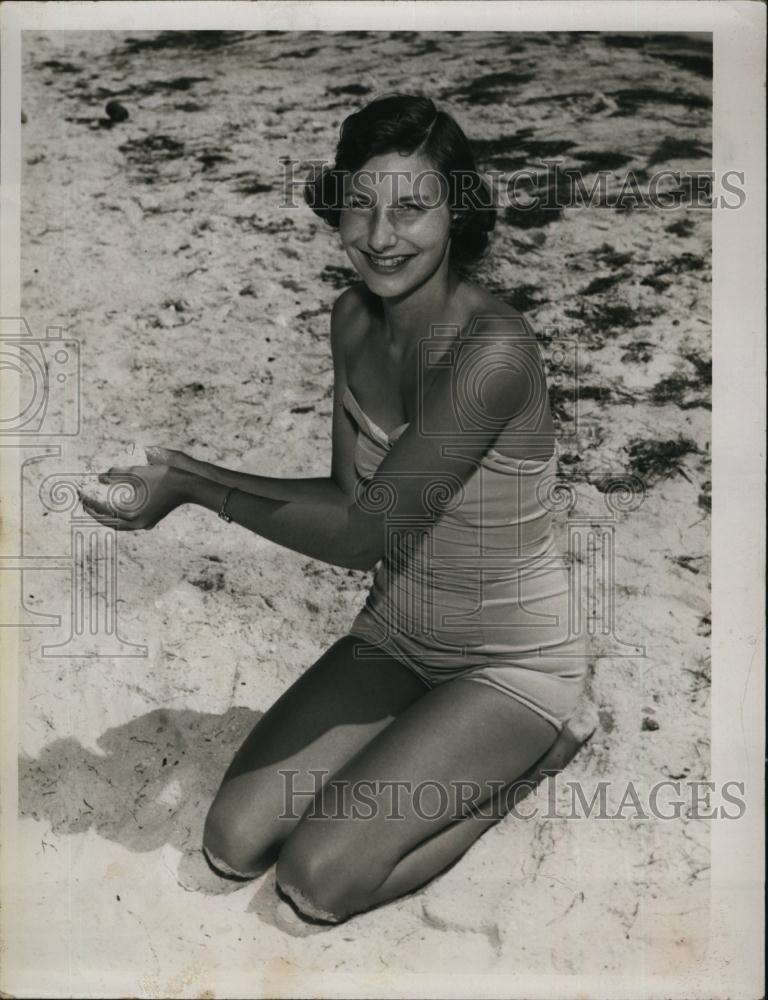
(304, 94), (496, 271)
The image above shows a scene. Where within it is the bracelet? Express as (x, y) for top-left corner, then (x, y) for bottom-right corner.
(218, 486), (235, 523)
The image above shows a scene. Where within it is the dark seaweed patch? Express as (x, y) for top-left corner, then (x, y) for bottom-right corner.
(649, 374), (711, 410)
(320, 264), (358, 289)
(602, 33), (712, 77)
(120, 31), (253, 54)
(648, 136), (711, 167)
(136, 76), (211, 98)
(624, 434), (701, 486)
(479, 277), (547, 313)
(39, 59), (81, 73)
(504, 284), (547, 313)
(548, 384), (574, 422)
(189, 570), (225, 592)
(119, 135), (185, 160)
(504, 170), (566, 228)
(470, 136), (527, 171)
(602, 32), (706, 50)
(234, 176), (274, 195)
(328, 84), (372, 96)
(524, 139), (575, 160)
(665, 218), (696, 238)
(650, 253), (707, 278)
(505, 203), (562, 229)
(669, 554), (704, 574)
(613, 88), (711, 114)
(232, 216), (295, 234)
(581, 273), (628, 296)
(280, 47), (321, 59)
(172, 382), (206, 397)
(697, 480), (711, 513)
(590, 243), (634, 268)
(682, 352), (711, 385)
(442, 70), (536, 105)
(118, 135), (186, 181)
(198, 151), (230, 171)
(407, 39), (444, 56)
(621, 340), (655, 364)
(653, 51), (712, 80)
(576, 151), (634, 172)
(64, 115), (118, 131)
(640, 275), (671, 293)
(296, 306), (327, 324)
(567, 299), (663, 337)
(470, 135), (574, 170)
(577, 385), (614, 403)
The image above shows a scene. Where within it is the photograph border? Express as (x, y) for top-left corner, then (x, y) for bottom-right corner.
(1, 3), (764, 998)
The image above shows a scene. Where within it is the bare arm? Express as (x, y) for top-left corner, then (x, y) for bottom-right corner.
(179, 313), (544, 572)
(169, 461), (348, 505)
(178, 472), (367, 569)
(89, 309), (542, 573)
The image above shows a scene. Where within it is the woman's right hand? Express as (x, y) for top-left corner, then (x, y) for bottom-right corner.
(145, 445), (201, 477)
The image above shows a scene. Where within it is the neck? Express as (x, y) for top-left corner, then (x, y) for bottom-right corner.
(378, 253), (461, 353)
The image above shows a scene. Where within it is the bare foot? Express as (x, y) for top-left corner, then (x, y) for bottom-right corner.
(481, 694), (598, 821)
(507, 693), (598, 810)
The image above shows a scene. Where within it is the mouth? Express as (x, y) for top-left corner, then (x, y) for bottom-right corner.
(361, 252), (416, 274)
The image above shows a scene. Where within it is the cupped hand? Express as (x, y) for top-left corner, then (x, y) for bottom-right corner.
(78, 463), (185, 531)
(145, 445), (200, 476)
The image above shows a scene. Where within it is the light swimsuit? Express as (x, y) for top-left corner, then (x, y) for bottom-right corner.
(343, 386), (589, 732)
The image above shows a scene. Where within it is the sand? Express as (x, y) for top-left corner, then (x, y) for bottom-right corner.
(12, 29), (712, 998)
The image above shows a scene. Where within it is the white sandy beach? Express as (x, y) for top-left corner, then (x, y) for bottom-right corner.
(11, 29), (713, 997)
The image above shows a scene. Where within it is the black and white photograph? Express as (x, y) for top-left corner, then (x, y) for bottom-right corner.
(0, 2), (764, 997)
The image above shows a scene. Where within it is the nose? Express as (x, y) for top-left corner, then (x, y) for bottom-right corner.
(366, 207), (398, 254)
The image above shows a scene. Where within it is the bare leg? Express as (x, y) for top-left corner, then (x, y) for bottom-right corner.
(202, 635), (428, 878)
(358, 718), (591, 912)
(276, 678), (585, 923)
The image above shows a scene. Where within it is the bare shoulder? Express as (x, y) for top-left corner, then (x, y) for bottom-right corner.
(330, 282), (375, 328)
(459, 281), (534, 344)
(330, 282), (374, 357)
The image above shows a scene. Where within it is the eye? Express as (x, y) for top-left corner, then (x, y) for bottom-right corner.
(346, 197), (374, 210)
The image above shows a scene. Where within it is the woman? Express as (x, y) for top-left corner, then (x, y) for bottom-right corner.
(80, 94), (592, 925)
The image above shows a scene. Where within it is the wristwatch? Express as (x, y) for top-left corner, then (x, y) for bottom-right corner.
(218, 486), (235, 523)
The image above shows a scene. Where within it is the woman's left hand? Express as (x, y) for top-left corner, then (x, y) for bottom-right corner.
(78, 463), (187, 531)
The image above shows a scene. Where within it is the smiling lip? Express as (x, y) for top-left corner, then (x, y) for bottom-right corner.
(362, 252), (415, 273)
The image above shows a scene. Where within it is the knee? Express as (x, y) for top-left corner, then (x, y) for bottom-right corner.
(202, 800), (276, 881)
(275, 843), (347, 923)
(275, 828), (387, 924)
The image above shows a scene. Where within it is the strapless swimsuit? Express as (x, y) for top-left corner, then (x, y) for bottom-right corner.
(343, 386), (589, 732)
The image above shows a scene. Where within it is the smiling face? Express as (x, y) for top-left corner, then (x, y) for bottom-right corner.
(338, 151), (454, 298)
